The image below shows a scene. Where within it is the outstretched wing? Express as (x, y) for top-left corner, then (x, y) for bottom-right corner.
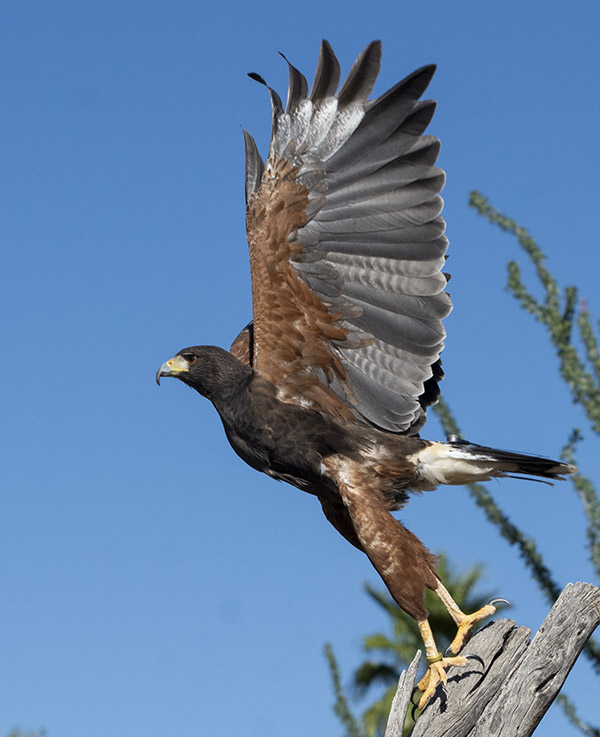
(242, 41), (450, 435)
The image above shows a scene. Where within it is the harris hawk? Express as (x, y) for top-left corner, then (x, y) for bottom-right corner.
(157, 41), (574, 708)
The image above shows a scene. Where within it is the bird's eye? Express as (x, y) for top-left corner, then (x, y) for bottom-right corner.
(181, 353), (197, 365)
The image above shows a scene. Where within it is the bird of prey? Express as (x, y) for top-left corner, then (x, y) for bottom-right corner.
(157, 41), (574, 708)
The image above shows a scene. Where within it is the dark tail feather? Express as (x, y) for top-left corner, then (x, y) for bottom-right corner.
(447, 436), (576, 481)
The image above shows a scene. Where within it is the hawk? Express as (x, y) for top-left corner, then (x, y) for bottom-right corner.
(157, 41), (574, 707)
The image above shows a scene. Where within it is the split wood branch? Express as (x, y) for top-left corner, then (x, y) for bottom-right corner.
(384, 582), (600, 737)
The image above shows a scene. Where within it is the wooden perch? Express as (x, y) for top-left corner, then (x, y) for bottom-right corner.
(384, 582), (600, 737)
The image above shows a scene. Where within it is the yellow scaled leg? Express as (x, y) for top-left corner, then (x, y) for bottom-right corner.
(416, 619), (468, 710)
(434, 579), (501, 654)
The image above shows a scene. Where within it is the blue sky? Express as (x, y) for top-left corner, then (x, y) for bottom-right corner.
(2, 1), (599, 735)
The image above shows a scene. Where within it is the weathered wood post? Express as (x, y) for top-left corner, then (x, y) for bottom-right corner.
(384, 582), (600, 737)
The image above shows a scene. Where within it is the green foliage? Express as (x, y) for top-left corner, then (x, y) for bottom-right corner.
(325, 643), (366, 737)
(469, 190), (600, 437)
(555, 694), (600, 737)
(466, 192), (600, 674)
(563, 430), (600, 576)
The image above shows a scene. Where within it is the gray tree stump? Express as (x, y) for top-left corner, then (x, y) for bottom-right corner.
(384, 582), (600, 737)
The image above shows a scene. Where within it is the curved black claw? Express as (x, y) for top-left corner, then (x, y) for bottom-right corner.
(410, 687), (423, 721)
(488, 597), (511, 608)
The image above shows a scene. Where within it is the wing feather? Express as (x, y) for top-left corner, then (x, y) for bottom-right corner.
(243, 41), (449, 434)
(336, 41), (381, 107)
(327, 65), (437, 171)
(243, 130), (264, 202)
(309, 40), (341, 100)
(280, 53), (309, 112)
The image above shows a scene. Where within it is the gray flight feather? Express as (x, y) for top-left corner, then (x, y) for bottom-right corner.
(243, 130), (264, 202)
(247, 41), (450, 434)
(309, 40), (341, 100)
(280, 53), (309, 112)
(336, 41), (381, 107)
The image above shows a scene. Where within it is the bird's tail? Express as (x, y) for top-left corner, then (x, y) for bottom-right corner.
(412, 436), (576, 490)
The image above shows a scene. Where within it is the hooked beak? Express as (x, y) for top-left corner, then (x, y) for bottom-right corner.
(155, 355), (191, 385)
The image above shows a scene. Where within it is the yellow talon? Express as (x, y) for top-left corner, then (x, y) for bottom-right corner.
(416, 591), (501, 709)
(448, 603), (497, 654)
(417, 655), (469, 709)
